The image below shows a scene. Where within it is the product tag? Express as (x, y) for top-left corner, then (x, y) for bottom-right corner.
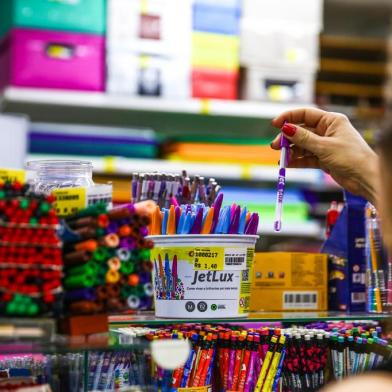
(53, 187), (86, 217)
(194, 247), (224, 271)
(0, 168), (25, 183)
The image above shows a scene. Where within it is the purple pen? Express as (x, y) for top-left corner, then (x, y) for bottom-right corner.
(190, 208), (203, 234)
(229, 205), (241, 234)
(274, 134), (290, 231)
(211, 193), (223, 233)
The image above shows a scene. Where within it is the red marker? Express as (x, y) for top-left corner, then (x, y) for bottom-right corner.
(232, 334), (246, 390)
(238, 334), (253, 391)
(222, 331), (231, 390)
(192, 334), (212, 387)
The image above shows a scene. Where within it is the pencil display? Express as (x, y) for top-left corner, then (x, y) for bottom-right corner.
(112, 322), (392, 392)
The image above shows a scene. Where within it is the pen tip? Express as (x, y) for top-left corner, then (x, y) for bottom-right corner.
(274, 221), (282, 232)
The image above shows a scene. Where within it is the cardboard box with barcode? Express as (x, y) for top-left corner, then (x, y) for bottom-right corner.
(250, 252), (328, 312)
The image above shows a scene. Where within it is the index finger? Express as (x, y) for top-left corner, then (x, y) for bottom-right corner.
(272, 107), (327, 129)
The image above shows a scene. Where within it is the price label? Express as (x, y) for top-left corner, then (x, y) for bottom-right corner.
(0, 168), (25, 183)
(53, 187), (86, 217)
(194, 247), (224, 271)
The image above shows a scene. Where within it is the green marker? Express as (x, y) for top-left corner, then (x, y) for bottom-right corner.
(39, 201), (51, 214)
(64, 273), (96, 289)
(29, 217), (38, 225)
(67, 262), (99, 277)
(120, 261), (134, 275)
(77, 202), (107, 218)
(20, 198), (29, 210)
(93, 247), (110, 262)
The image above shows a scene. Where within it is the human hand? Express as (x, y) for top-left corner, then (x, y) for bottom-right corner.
(270, 108), (380, 204)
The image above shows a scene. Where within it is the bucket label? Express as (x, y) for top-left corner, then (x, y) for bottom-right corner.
(194, 247), (224, 271)
(151, 246), (255, 317)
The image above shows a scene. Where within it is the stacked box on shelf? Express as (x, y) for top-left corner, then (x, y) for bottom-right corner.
(107, 0), (192, 98)
(0, 181), (62, 317)
(240, 0), (323, 103)
(163, 135), (279, 164)
(317, 35), (386, 108)
(29, 123), (159, 159)
(62, 203), (154, 315)
(191, 0), (241, 99)
(0, 0), (106, 91)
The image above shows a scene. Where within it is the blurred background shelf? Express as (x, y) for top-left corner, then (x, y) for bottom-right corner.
(1, 87), (315, 137)
(1, 87), (313, 118)
(109, 311), (391, 326)
(26, 153), (329, 185)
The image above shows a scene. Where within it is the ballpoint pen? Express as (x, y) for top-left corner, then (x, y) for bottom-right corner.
(274, 132), (290, 232)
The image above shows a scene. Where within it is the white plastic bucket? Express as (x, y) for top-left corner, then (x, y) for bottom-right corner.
(148, 235), (258, 318)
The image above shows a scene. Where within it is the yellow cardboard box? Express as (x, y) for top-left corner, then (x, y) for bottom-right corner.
(250, 252), (328, 311)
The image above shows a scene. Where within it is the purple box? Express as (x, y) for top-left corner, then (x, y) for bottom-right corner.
(0, 28), (105, 91)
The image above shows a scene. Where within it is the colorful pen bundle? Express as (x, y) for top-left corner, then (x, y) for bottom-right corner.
(365, 203), (392, 313)
(328, 331), (392, 380)
(87, 349), (152, 391)
(0, 181), (62, 316)
(62, 202), (154, 314)
(0, 353), (84, 392)
(131, 171), (221, 208)
(148, 193), (259, 235)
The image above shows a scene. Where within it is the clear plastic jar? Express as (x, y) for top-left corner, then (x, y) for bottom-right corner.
(26, 160), (95, 194)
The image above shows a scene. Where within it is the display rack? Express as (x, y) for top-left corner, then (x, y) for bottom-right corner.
(1, 87), (313, 119)
(0, 87), (315, 137)
(109, 311), (391, 326)
(26, 153), (328, 185)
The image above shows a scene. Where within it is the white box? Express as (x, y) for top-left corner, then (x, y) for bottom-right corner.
(240, 20), (320, 68)
(107, 51), (191, 98)
(242, 66), (315, 103)
(0, 114), (28, 169)
(107, 0), (192, 56)
(242, 0), (324, 31)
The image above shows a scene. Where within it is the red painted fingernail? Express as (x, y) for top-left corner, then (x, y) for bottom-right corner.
(281, 123), (297, 137)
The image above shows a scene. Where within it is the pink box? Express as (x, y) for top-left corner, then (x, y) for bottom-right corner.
(0, 28), (105, 91)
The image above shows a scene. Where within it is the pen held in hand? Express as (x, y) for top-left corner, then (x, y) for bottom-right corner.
(274, 133), (290, 232)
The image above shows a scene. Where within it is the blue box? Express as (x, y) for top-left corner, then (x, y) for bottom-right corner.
(193, 2), (241, 35)
(323, 192), (367, 312)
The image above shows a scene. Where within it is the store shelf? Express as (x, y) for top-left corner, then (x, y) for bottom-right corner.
(27, 154), (326, 185)
(109, 311), (390, 326)
(262, 221), (323, 238)
(1, 87), (313, 119)
(0, 335), (148, 354)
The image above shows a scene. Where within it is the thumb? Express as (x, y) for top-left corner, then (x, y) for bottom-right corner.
(281, 122), (323, 155)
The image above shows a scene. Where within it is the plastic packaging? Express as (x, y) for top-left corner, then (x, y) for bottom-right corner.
(26, 160), (94, 194)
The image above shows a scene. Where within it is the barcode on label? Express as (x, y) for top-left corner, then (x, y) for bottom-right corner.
(225, 256), (246, 265)
(224, 248), (247, 270)
(351, 292), (366, 303)
(283, 291), (318, 309)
